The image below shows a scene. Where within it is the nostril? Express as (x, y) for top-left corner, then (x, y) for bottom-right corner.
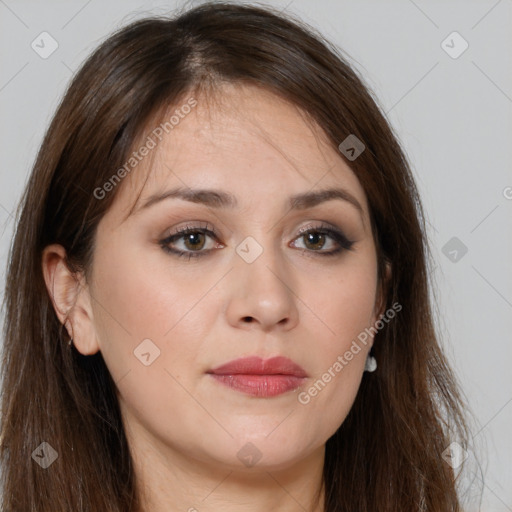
(242, 316), (253, 323)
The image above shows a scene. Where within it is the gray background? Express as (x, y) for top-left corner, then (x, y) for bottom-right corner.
(0, 0), (511, 509)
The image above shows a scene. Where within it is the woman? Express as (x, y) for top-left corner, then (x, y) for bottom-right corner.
(0, 2), (471, 510)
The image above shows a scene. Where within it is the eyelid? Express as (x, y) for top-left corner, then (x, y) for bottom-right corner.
(292, 222), (355, 250)
(296, 221), (338, 236)
(166, 220), (217, 236)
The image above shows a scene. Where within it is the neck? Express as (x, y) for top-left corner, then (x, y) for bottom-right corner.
(128, 424), (326, 512)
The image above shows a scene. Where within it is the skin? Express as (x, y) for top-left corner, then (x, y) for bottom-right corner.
(43, 83), (386, 512)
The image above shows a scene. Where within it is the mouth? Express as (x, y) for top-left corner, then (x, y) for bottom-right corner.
(206, 356), (308, 398)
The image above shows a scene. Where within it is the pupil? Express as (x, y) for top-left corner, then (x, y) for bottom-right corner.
(306, 232), (324, 250)
(186, 233), (204, 250)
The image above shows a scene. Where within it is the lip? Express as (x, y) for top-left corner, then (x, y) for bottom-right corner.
(207, 356), (308, 398)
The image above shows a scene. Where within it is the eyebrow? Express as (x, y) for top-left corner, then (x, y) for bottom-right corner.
(138, 186), (363, 215)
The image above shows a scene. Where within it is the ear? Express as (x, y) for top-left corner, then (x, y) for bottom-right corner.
(368, 260), (392, 349)
(374, 260), (392, 319)
(41, 244), (100, 356)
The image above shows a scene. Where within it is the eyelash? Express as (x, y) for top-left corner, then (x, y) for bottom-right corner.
(158, 221), (355, 261)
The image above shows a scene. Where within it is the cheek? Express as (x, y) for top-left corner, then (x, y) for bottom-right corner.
(307, 249), (378, 349)
(88, 240), (222, 380)
(88, 243), (222, 433)
(293, 251), (378, 430)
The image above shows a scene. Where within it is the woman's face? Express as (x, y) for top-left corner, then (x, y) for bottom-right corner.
(82, 84), (383, 471)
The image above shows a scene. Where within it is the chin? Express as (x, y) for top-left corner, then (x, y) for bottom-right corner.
(211, 431), (321, 472)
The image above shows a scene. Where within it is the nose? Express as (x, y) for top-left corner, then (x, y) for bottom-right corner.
(224, 241), (300, 333)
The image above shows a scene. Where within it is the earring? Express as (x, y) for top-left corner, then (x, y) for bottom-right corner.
(364, 354), (377, 372)
(65, 320), (73, 348)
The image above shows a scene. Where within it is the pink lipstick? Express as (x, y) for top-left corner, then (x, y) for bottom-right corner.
(207, 356), (307, 397)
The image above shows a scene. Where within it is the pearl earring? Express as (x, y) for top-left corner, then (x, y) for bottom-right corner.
(364, 354), (377, 372)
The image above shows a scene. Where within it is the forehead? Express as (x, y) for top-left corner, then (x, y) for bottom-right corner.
(110, 83), (370, 223)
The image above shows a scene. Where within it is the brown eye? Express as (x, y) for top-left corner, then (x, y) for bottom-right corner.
(182, 232), (206, 251)
(302, 232), (327, 251)
(291, 225), (355, 256)
(159, 223), (222, 259)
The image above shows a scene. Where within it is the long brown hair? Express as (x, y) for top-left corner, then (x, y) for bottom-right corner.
(1, 2), (471, 510)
